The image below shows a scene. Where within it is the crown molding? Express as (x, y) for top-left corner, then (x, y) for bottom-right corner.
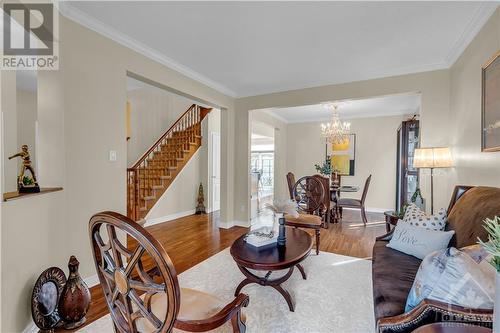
(445, 2), (499, 67)
(57, 2), (237, 98)
(263, 107), (419, 124)
(259, 109), (290, 124)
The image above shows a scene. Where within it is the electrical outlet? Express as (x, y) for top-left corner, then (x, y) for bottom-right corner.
(109, 150), (117, 162)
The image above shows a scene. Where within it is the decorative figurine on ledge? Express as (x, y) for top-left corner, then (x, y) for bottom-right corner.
(8, 144), (40, 193)
(195, 182), (207, 214)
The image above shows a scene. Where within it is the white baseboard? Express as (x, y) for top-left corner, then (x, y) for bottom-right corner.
(366, 207), (392, 213)
(144, 209), (196, 227)
(233, 220), (250, 227)
(23, 322), (37, 333)
(218, 220), (250, 229)
(84, 274), (100, 288)
(218, 220), (234, 229)
(343, 207), (391, 213)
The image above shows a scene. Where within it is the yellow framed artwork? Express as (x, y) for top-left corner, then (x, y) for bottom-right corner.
(326, 134), (356, 176)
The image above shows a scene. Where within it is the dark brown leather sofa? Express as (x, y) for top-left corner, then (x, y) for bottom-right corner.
(373, 185), (500, 333)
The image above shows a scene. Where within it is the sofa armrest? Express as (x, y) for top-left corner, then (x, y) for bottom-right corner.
(376, 299), (493, 333)
(376, 228), (394, 242)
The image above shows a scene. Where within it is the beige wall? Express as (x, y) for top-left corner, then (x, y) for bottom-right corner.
(449, 9), (500, 189)
(2, 72), (18, 193)
(286, 115), (409, 211)
(0, 69), (4, 329)
(16, 89), (37, 170)
(126, 87), (194, 166)
(235, 70), (450, 223)
(1, 15), (235, 333)
(2, 192), (67, 331)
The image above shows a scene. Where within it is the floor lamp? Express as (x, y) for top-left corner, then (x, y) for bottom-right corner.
(413, 147), (453, 214)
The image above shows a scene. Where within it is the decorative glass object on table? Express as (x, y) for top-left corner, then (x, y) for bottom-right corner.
(247, 199), (299, 247)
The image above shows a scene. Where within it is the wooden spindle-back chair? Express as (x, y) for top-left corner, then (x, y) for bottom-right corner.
(285, 175), (329, 254)
(89, 211), (249, 333)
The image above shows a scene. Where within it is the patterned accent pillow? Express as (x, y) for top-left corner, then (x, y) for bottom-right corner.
(405, 245), (495, 312)
(402, 203), (447, 231)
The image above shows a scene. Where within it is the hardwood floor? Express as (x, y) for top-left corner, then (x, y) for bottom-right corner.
(67, 209), (385, 332)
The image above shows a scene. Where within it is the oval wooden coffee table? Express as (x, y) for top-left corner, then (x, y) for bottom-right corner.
(230, 227), (312, 312)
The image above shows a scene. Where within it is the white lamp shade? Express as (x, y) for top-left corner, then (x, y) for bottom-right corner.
(413, 147), (453, 168)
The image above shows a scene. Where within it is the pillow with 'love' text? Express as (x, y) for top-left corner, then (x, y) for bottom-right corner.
(387, 223), (455, 259)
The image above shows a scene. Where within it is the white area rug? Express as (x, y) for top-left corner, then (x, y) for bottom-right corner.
(78, 249), (375, 333)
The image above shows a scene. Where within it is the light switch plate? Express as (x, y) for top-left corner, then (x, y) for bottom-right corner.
(109, 150), (117, 162)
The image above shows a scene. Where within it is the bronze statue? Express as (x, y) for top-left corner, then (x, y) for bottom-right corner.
(195, 183), (206, 214)
(9, 144), (40, 193)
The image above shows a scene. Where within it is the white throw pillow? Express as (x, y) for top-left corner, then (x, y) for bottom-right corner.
(402, 203), (447, 231)
(387, 223), (455, 259)
(405, 245), (495, 312)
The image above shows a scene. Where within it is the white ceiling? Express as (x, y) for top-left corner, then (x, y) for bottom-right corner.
(260, 92), (421, 123)
(60, 2), (498, 97)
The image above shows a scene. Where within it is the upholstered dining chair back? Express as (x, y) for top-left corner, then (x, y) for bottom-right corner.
(89, 211), (180, 333)
(286, 172), (296, 200)
(361, 174), (372, 204)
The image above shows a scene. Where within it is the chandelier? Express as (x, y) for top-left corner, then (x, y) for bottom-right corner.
(321, 103), (351, 144)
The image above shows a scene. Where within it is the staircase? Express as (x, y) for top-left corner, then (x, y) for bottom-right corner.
(127, 104), (211, 220)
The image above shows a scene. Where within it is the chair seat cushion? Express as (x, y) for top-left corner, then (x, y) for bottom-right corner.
(177, 287), (227, 321)
(372, 240), (422, 321)
(338, 198), (361, 206)
(137, 287), (245, 332)
(285, 213), (322, 227)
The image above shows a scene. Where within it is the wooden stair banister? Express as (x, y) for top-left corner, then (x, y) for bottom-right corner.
(127, 104), (212, 221)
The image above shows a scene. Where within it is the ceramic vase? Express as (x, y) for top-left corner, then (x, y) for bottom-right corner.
(495, 271), (500, 333)
(58, 256), (91, 329)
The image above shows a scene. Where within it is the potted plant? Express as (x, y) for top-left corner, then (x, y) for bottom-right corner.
(395, 204), (409, 219)
(478, 216), (500, 333)
(314, 158), (332, 177)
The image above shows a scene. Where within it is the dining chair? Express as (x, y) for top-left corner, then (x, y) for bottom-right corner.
(313, 174), (331, 227)
(337, 174), (372, 225)
(285, 175), (329, 254)
(286, 172), (296, 200)
(89, 211), (249, 333)
(330, 173), (342, 222)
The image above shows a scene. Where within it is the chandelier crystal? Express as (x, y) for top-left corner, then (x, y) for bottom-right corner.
(321, 103), (351, 144)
